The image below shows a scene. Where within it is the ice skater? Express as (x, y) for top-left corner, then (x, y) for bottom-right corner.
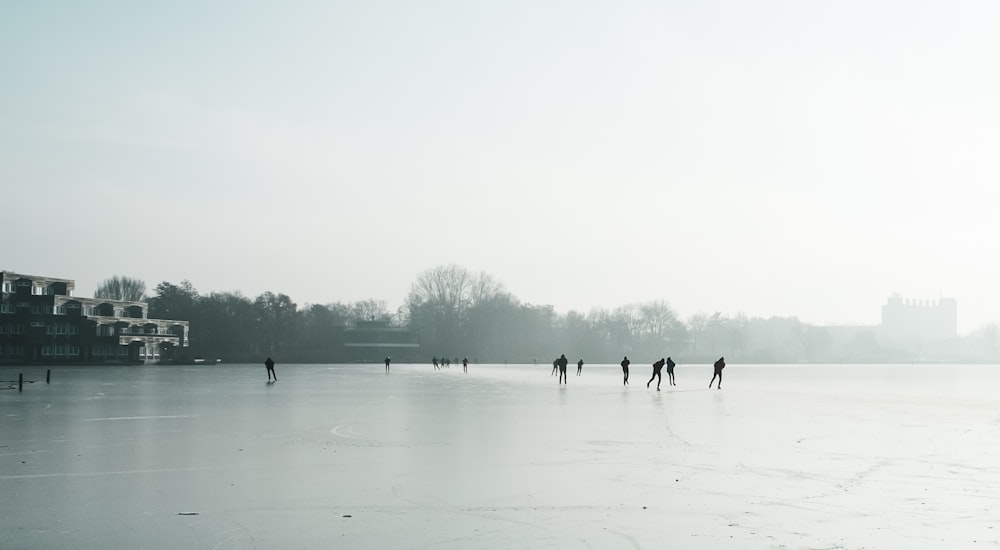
(385, 355), (391, 373)
(666, 356), (676, 386)
(432, 356), (439, 370)
(647, 358), (665, 390)
(551, 358), (559, 376)
(709, 356), (725, 389)
(557, 354), (568, 384)
(462, 357), (469, 373)
(264, 357), (276, 381)
(577, 358), (584, 376)
(620, 356), (630, 385)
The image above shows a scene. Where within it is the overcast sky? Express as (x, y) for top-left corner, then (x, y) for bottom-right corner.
(3, 1), (999, 333)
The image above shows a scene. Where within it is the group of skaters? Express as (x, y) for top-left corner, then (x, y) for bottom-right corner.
(432, 356), (469, 373)
(263, 355), (726, 388)
(555, 355), (726, 390)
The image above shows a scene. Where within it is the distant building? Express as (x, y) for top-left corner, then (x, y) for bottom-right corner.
(880, 294), (957, 342)
(0, 272), (189, 364)
(342, 319), (418, 362)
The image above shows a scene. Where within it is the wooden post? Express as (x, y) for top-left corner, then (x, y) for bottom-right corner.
(47, 369), (51, 384)
(19, 373), (23, 392)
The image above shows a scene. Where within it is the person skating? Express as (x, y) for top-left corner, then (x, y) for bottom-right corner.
(557, 354), (569, 384)
(463, 357), (469, 373)
(647, 358), (665, 390)
(709, 356), (725, 389)
(577, 358), (584, 376)
(385, 355), (391, 373)
(264, 357), (276, 381)
(666, 356), (676, 386)
(620, 356), (630, 385)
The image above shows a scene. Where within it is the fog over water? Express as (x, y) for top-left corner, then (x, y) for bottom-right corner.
(3, 363), (998, 549)
(3, 2), (1000, 332)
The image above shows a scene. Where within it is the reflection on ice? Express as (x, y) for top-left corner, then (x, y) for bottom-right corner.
(2, 363), (998, 549)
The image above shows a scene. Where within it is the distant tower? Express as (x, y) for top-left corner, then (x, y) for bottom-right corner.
(881, 293), (957, 341)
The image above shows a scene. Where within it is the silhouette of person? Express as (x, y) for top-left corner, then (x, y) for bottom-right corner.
(463, 357), (469, 373)
(557, 354), (568, 384)
(620, 356), (630, 385)
(647, 358), (666, 390)
(666, 356), (676, 386)
(264, 357), (276, 381)
(384, 355), (391, 373)
(577, 358), (584, 376)
(432, 356), (439, 370)
(552, 358), (559, 376)
(709, 356), (725, 389)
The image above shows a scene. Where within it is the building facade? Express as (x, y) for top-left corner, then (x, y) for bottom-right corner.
(0, 272), (189, 365)
(880, 293), (957, 342)
(342, 320), (419, 362)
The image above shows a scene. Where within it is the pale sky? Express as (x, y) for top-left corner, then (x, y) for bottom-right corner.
(3, 1), (999, 334)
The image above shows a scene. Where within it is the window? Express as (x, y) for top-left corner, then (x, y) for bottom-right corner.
(54, 305), (66, 315)
(1, 303), (15, 313)
(31, 305), (48, 314)
(2, 282), (13, 292)
(31, 286), (43, 295)
(69, 325), (79, 335)
(0, 324), (6, 334)
(31, 321), (45, 328)
(42, 345), (53, 356)
(17, 302), (29, 308)
(67, 302), (80, 309)
(11, 324), (24, 334)
(16, 281), (30, 287)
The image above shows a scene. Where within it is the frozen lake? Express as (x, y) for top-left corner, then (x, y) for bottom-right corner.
(2, 363), (999, 549)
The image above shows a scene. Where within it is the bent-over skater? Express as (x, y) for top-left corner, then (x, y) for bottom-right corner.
(709, 356), (725, 389)
(666, 356), (676, 386)
(265, 357), (276, 381)
(647, 358), (666, 390)
(621, 356), (631, 385)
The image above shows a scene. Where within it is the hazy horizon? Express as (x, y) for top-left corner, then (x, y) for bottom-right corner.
(4, 1), (999, 334)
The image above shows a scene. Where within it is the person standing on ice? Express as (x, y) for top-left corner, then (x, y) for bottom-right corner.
(620, 356), (630, 385)
(647, 358), (666, 390)
(432, 356), (439, 370)
(557, 354), (569, 384)
(709, 356), (725, 389)
(462, 357), (469, 373)
(576, 358), (584, 376)
(665, 356), (676, 386)
(264, 357), (276, 381)
(384, 355), (391, 373)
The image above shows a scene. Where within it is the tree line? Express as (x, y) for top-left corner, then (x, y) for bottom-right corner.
(93, 266), (1000, 364)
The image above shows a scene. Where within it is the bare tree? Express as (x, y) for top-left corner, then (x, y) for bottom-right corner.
(94, 275), (147, 302)
(352, 299), (389, 322)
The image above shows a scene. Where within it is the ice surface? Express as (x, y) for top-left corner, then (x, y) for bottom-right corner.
(2, 363), (999, 549)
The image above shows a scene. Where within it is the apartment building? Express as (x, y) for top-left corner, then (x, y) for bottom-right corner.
(0, 272), (189, 364)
